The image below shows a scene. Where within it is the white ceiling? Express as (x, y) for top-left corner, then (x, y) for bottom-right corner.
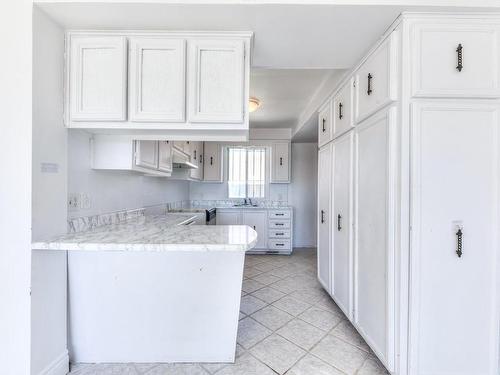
(250, 69), (335, 128)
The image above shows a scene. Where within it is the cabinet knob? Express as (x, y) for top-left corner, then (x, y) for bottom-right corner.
(456, 43), (463, 72)
(367, 73), (373, 95)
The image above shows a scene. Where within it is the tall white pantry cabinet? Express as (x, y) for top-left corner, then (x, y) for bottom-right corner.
(317, 13), (500, 375)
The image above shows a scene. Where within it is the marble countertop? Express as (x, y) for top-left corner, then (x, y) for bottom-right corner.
(32, 213), (258, 252)
(172, 205), (292, 211)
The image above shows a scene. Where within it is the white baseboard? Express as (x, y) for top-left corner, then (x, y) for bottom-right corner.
(38, 350), (69, 375)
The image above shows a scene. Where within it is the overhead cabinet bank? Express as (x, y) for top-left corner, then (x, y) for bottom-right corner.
(317, 13), (500, 375)
(65, 32), (252, 141)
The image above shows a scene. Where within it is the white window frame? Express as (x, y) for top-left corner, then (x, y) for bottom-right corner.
(224, 146), (270, 199)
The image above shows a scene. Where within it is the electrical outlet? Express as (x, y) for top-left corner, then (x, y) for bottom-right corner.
(68, 193), (79, 210)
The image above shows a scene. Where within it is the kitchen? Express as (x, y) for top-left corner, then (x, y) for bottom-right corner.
(2, 2), (500, 375)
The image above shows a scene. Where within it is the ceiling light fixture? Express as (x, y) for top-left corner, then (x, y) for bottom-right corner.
(249, 97), (262, 113)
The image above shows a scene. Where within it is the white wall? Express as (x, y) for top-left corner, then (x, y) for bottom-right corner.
(31, 8), (69, 375)
(289, 143), (318, 248)
(68, 130), (190, 218)
(0, 0), (32, 373)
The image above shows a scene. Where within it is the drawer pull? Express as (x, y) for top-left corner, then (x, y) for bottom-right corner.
(276, 243), (285, 246)
(456, 43), (463, 72)
(275, 223), (284, 226)
(337, 214), (342, 231)
(322, 118), (326, 132)
(276, 232), (284, 236)
(275, 213), (284, 216)
(456, 227), (463, 258)
(339, 102), (343, 120)
(367, 73), (373, 95)
(321, 210), (325, 224)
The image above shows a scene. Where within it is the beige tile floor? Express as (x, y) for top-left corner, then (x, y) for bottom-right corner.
(69, 249), (388, 375)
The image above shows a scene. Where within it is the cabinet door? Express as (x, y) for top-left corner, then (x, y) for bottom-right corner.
(216, 211), (240, 225)
(188, 40), (245, 123)
(69, 36), (127, 122)
(158, 140), (173, 173)
(271, 143), (290, 183)
(412, 23), (500, 98)
(332, 131), (353, 320)
(354, 107), (396, 372)
(317, 144), (333, 293)
(190, 142), (204, 180)
(242, 211), (268, 249)
(318, 102), (333, 147)
(355, 33), (397, 123)
(134, 140), (158, 170)
(129, 38), (185, 122)
(333, 79), (354, 138)
(409, 102), (499, 375)
(203, 143), (223, 182)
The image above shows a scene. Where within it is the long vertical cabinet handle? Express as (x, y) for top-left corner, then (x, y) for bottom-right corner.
(337, 214), (342, 231)
(279, 157), (283, 166)
(322, 118), (326, 133)
(456, 228), (463, 258)
(194, 150), (197, 160)
(456, 43), (463, 72)
(367, 73), (373, 95)
(338, 102), (343, 120)
(321, 210), (325, 224)
(210, 156), (213, 165)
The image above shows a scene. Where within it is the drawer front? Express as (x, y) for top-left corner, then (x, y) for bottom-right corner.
(333, 79), (354, 138)
(269, 220), (291, 229)
(318, 102), (333, 147)
(355, 34), (397, 123)
(412, 23), (500, 98)
(268, 210), (291, 219)
(268, 239), (291, 250)
(268, 229), (291, 239)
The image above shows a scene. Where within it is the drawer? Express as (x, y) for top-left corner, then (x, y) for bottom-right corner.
(268, 239), (291, 250)
(268, 229), (291, 239)
(269, 220), (291, 229)
(355, 33), (398, 123)
(333, 78), (354, 138)
(318, 102), (333, 147)
(411, 23), (500, 98)
(268, 210), (291, 219)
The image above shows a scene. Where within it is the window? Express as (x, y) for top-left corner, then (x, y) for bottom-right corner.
(228, 147), (266, 198)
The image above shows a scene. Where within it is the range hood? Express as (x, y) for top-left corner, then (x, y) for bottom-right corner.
(172, 147), (197, 169)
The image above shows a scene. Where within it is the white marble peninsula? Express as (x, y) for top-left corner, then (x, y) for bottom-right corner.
(32, 213), (257, 364)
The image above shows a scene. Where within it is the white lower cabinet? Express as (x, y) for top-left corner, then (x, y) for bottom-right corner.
(241, 211), (267, 250)
(317, 143), (333, 293)
(332, 131), (354, 321)
(216, 210), (240, 225)
(408, 102), (500, 375)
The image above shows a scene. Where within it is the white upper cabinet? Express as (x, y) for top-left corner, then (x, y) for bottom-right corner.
(271, 142), (290, 183)
(189, 141), (204, 180)
(128, 38), (186, 122)
(411, 22), (500, 98)
(318, 102), (333, 147)
(134, 140), (158, 170)
(158, 140), (173, 173)
(68, 35), (127, 122)
(203, 142), (223, 182)
(333, 79), (354, 138)
(355, 32), (398, 123)
(188, 39), (245, 124)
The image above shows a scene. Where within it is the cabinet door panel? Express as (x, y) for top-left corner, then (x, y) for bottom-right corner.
(242, 211), (268, 249)
(203, 143), (222, 182)
(216, 211), (240, 225)
(129, 38), (185, 122)
(409, 103), (499, 375)
(333, 80), (354, 138)
(158, 141), (173, 173)
(271, 143), (290, 183)
(69, 36), (127, 122)
(412, 24), (500, 98)
(318, 103), (333, 147)
(189, 40), (245, 123)
(317, 144), (333, 293)
(354, 107), (395, 371)
(332, 131), (353, 320)
(134, 141), (158, 170)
